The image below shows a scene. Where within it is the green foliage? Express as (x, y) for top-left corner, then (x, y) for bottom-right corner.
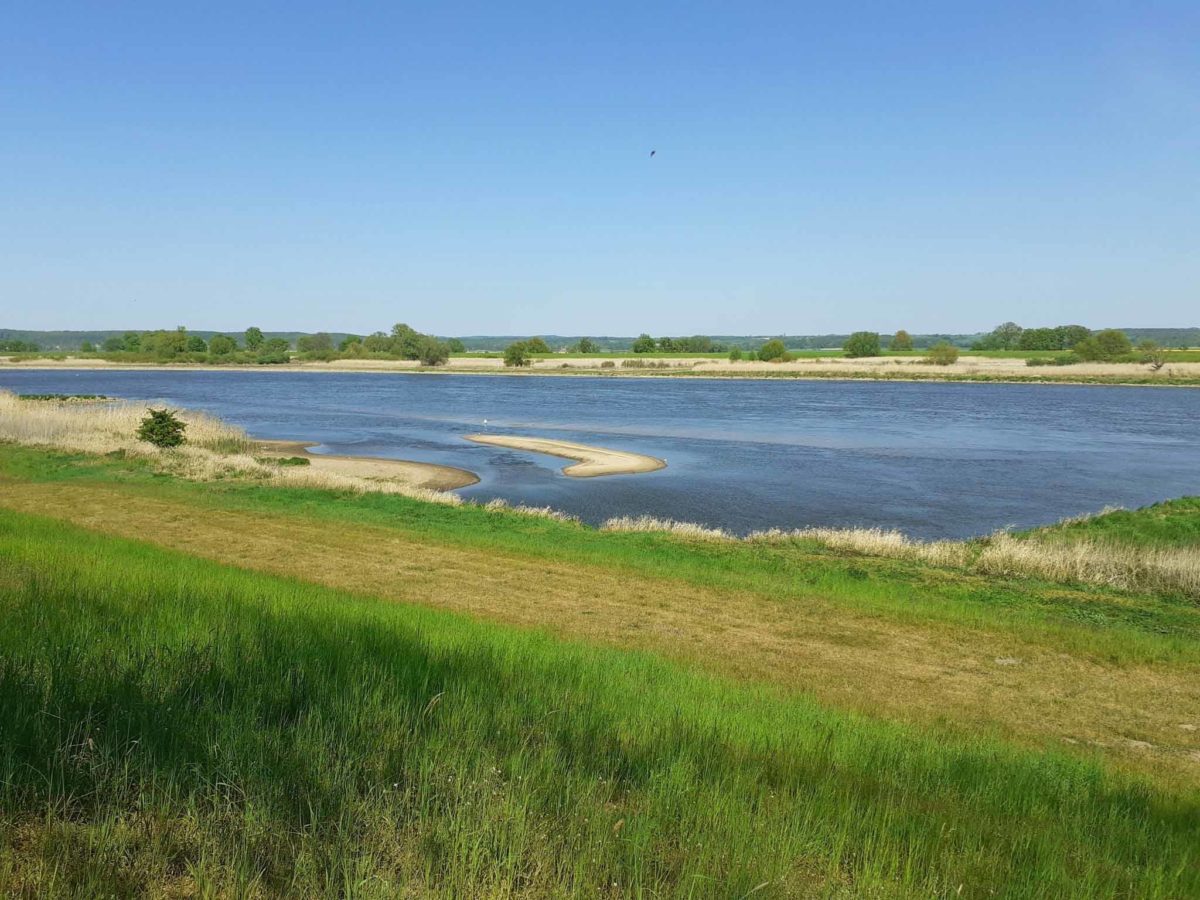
(135, 408), (187, 448)
(447, 338), (466, 353)
(100, 336), (125, 352)
(416, 336), (450, 366)
(631, 333), (657, 353)
(728, 346), (744, 361)
(255, 338), (292, 365)
(573, 337), (597, 353)
(1074, 329), (1133, 362)
(889, 330), (913, 351)
(207, 334), (237, 355)
(78, 341), (95, 353)
(503, 342), (531, 367)
(0, 340), (40, 352)
(926, 341), (960, 365)
(1, 513), (1199, 897)
(244, 326), (265, 350)
(186, 335), (207, 353)
(843, 331), (882, 358)
(756, 339), (791, 361)
(256, 455), (311, 467)
(524, 336), (551, 354)
(972, 321), (1024, 351)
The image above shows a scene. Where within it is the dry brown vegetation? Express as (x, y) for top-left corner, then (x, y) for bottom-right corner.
(0, 391), (464, 504)
(601, 516), (1200, 598)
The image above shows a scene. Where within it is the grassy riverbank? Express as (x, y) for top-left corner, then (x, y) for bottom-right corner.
(2, 509), (1198, 898)
(1, 440), (1198, 896)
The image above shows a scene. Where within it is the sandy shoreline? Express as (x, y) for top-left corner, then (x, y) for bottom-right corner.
(256, 439), (479, 491)
(3, 355), (1198, 386)
(466, 433), (665, 477)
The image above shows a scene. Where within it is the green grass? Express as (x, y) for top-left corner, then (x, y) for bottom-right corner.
(1032, 497), (1200, 549)
(0, 509), (1197, 898)
(2, 443), (1197, 668)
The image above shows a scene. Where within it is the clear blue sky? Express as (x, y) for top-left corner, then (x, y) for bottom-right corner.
(2, 1), (1197, 335)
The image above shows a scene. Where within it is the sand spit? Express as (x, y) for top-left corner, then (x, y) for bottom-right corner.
(256, 440), (479, 491)
(465, 434), (666, 477)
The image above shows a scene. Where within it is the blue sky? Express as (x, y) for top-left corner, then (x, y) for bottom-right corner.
(2, 1), (1197, 335)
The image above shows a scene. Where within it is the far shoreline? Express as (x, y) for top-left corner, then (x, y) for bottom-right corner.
(2, 358), (1198, 389)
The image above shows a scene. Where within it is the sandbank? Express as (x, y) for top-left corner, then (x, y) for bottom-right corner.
(465, 433), (665, 477)
(256, 439), (478, 491)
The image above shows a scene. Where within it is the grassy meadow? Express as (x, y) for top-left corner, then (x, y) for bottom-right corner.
(0, 408), (1198, 895)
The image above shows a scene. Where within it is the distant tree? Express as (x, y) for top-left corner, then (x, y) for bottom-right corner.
(1138, 340), (1167, 370)
(889, 330), (913, 351)
(416, 337), (450, 366)
(974, 321), (1024, 351)
(631, 333), (657, 353)
(121, 331), (142, 352)
(574, 337), (598, 354)
(525, 337), (551, 354)
(1059, 325), (1091, 348)
(296, 332), (334, 354)
(926, 341), (960, 365)
(208, 334), (237, 355)
(255, 337), (291, 364)
(186, 335), (208, 353)
(362, 332), (391, 353)
(101, 336), (125, 352)
(79, 341), (95, 353)
(447, 338), (466, 353)
(339, 335), (363, 352)
(1095, 329), (1132, 359)
(843, 331), (881, 358)
(244, 326), (265, 350)
(503, 341), (531, 367)
(728, 346), (744, 361)
(657, 336), (678, 352)
(141, 328), (189, 359)
(137, 408), (187, 448)
(757, 339), (790, 361)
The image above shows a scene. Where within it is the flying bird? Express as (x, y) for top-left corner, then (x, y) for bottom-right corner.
(650, 150), (656, 157)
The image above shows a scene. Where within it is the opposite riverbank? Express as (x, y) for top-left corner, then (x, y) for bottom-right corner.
(4, 354), (1200, 386)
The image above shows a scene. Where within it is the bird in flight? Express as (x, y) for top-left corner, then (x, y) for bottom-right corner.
(650, 150), (656, 157)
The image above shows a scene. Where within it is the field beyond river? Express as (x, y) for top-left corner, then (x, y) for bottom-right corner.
(0, 368), (1197, 539)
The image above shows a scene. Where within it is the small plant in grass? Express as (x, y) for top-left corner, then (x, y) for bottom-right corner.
(137, 408), (187, 448)
(256, 456), (311, 467)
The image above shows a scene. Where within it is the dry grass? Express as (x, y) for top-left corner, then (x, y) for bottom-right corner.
(601, 516), (1200, 598)
(0, 391), (462, 505)
(481, 496), (579, 522)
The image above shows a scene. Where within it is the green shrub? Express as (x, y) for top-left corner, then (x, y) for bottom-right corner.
(503, 342), (530, 367)
(757, 339), (790, 361)
(136, 409), (187, 448)
(256, 456), (311, 467)
(889, 330), (913, 351)
(926, 342), (959, 366)
(843, 331), (881, 358)
(728, 346), (744, 361)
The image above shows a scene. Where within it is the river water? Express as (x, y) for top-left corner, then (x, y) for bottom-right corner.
(2, 369), (1196, 539)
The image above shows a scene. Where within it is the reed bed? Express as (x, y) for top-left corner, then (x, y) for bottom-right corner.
(602, 516), (1200, 598)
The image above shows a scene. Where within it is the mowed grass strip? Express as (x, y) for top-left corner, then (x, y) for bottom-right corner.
(0, 511), (1197, 898)
(1, 445), (1199, 788)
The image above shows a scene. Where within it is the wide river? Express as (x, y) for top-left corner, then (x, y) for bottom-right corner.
(2, 369), (1197, 539)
